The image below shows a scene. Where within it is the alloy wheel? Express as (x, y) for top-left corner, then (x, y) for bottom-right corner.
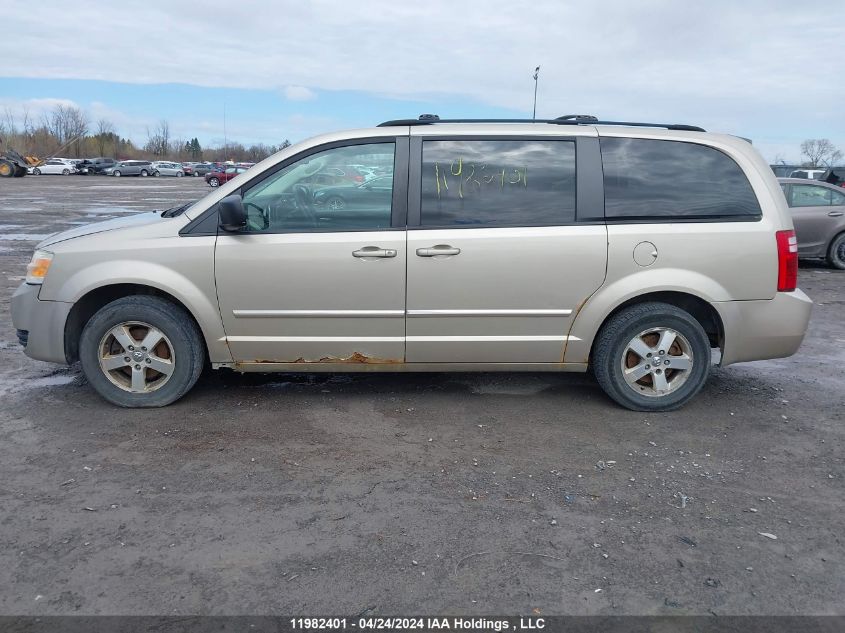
(97, 321), (175, 393)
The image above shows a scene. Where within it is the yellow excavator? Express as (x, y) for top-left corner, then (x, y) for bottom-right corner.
(0, 135), (86, 178)
(0, 139), (43, 178)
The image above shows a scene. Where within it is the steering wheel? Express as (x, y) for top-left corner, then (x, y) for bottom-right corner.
(288, 184), (317, 227)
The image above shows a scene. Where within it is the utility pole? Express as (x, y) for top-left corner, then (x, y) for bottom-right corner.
(223, 102), (228, 160)
(532, 66), (540, 120)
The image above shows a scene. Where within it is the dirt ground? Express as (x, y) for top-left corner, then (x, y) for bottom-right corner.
(0, 175), (842, 616)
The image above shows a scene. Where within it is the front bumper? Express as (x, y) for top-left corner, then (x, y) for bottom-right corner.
(715, 289), (813, 366)
(10, 283), (73, 364)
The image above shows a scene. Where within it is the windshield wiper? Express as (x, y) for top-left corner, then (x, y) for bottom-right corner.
(160, 202), (194, 218)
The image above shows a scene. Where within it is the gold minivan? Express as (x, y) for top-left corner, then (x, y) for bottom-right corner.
(11, 115), (813, 411)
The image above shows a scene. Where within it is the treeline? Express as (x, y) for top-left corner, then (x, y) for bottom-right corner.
(0, 105), (291, 163)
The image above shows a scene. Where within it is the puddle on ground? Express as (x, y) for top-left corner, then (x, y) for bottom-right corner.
(0, 370), (79, 397)
(82, 206), (142, 214)
(0, 233), (50, 241)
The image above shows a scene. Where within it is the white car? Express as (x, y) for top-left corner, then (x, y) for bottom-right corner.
(152, 161), (185, 177)
(31, 159), (77, 175)
(790, 169), (827, 180)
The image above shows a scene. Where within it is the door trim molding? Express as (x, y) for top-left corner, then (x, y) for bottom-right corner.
(407, 309), (572, 317)
(232, 309), (404, 318)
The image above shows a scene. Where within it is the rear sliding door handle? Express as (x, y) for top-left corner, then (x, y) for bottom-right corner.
(352, 247), (397, 258)
(828, 211), (844, 217)
(416, 245), (461, 257)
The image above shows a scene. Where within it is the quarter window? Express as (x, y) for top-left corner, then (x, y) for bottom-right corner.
(420, 139), (576, 227)
(601, 138), (761, 219)
(241, 143), (396, 232)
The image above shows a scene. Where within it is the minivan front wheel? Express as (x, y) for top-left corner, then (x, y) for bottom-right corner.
(79, 296), (205, 407)
(827, 233), (845, 270)
(592, 302), (711, 411)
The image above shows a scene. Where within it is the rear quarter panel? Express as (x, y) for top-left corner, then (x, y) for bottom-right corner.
(564, 128), (792, 365)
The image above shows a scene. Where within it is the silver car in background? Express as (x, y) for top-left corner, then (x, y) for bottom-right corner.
(104, 160), (154, 177)
(152, 161), (185, 177)
(11, 115), (812, 411)
(779, 177), (845, 268)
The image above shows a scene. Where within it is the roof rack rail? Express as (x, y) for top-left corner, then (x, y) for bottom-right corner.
(377, 114), (705, 132)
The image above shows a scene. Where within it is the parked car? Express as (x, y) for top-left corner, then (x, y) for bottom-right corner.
(30, 159), (77, 175)
(104, 160), (153, 177)
(75, 159), (94, 175)
(789, 169), (826, 180)
(152, 161), (185, 177)
(11, 115), (812, 410)
(313, 174), (394, 210)
(770, 164), (800, 178)
(206, 165), (249, 187)
(86, 157), (117, 174)
(181, 163), (195, 176)
(191, 163), (214, 177)
(820, 167), (845, 187)
(778, 177), (845, 268)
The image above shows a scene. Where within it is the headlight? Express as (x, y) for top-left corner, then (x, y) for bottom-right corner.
(26, 250), (53, 284)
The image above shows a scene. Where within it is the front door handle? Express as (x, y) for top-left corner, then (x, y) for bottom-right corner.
(828, 211), (844, 217)
(416, 245), (461, 257)
(352, 246), (397, 258)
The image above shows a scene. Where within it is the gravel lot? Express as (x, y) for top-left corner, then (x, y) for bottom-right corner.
(0, 176), (842, 616)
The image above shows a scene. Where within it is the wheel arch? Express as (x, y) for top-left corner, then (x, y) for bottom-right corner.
(588, 291), (725, 362)
(64, 283), (213, 364)
(565, 280), (727, 365)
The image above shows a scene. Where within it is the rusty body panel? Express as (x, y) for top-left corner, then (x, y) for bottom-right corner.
(223, 361), (589, 373)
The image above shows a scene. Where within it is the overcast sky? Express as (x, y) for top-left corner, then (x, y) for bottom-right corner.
(2, 1), (843, 161)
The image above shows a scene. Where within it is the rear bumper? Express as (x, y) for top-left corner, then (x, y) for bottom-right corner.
(715, 289), (813, 366)
(10, 283), (72, 364)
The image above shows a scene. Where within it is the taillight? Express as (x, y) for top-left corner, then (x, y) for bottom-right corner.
(775, 229), (798, 292)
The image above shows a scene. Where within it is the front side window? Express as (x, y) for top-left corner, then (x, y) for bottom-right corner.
(241, 142), (395, 232)
(420, 139), (576, 227)
(601, 138), (761, 219)
(790, 184), (833, 207)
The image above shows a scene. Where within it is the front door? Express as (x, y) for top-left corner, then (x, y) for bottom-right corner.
(215, 139), (408, 363)
(405, 137), (607, 363)
(788, 183), (845, 255)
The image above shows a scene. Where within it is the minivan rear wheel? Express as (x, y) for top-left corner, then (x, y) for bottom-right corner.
(592, 302), (711, 411)
(79, 296), (205, 407)
(827, 233), (845, 270)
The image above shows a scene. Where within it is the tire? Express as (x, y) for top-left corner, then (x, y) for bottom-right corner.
(208, 177), (220, 187)
(33, 168), (41, 175)
(153, 171), (160, 177)
(0, 160), (14, 177)
(176, 171), (183, 178)
(826, 232), (845, 270)
(62, 169), (70, 175)
(113, 170), (121, 177)
(79, 296), (205, 407)
(140, 170), (149, 177)
(592, 302), (711, 412)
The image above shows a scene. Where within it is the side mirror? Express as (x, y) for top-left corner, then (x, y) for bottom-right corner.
(219, 194), (247, 231)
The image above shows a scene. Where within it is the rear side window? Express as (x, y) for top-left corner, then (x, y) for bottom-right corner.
(420, 139), (576, 227)
(601, 138), (761, 220)
(790, 184), (837, 207)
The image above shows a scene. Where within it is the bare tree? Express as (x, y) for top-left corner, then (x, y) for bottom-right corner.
(65, 107), (89, 157)
(800, 139), (842, 168)
(95, 119), (115, 156)
(144, 119), (171, 157)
